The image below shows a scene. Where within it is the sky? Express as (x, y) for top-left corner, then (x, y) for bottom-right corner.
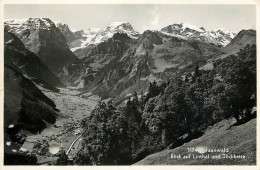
(4, 4), (256, 33)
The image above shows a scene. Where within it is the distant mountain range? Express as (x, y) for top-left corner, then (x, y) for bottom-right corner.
(55, 21), (237, 51)
(66, 22), (140, 52)
(4, 18), (256, 104)
(161, 23), (236, 47)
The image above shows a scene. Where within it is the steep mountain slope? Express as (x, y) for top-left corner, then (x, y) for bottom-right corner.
(82, 30), (222, 103)
(70, 28), (102, 52)
(69, 33), (137, 89)
(222, 29), (256, 54)
(4, 30), (63, 88)
(4, 59), (58, 155)
(200, 29), (256, 70)
(135, 118), (256, 165)
(4, 18), (80, 77)
(71, 22), (140, 52)
(55, 21), (77, 44)
(74, 42), (256, 165)
(161, 23), (236, 47)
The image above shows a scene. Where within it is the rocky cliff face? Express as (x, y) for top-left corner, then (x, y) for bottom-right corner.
(66, 32), (136, 89)
(5, 19), (255, 105)
(55, 21), (77, 44)
(70, 28), (102, 51)
(4, 30), (63, 88)
(70, 22), (140, 52)
(161, 23), (236, 47)
(4, 18), (81, 77)
(82, 30), (222, 104)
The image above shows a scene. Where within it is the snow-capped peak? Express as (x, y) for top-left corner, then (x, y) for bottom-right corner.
(83, 28), (102, 34)
(161, 23), (236, 47)
(108, 22), (129, 28)
(5, 18), (29, 24)
(178, 22), (205, 33)
(211, 28), (236, 38)
(5, 18), (57, 33)
(54, 21), (63, 25)
(71, 22), (139, 52)
(105, 22), (137, 33)
(54, 21), (70, 30)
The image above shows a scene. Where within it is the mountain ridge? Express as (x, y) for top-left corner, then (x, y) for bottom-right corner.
(82, 29), (223, 103)
(4, 18), (81, 76)
(4, 18), (256, 103)
(4, 18), (84, 87)
(161, 23), (236, 47)
(4, 30), (64, 88)
(69, 21), (140, 52)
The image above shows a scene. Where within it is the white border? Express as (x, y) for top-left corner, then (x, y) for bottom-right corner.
(0, 0), (259, 170)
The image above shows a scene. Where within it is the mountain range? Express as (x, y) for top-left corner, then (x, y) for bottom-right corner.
(4, 18), (256, 141)
(161, 23), (236, 47)
(68, 22), (140, 52)
(57, 21), (236, 51)
(4, 18), (256, 96)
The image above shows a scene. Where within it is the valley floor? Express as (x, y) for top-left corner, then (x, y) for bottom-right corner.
(21, 87), (100, 164)
(135, 118), (256, 165)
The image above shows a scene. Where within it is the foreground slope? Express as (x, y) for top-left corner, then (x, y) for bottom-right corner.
(20, 87), (100, 164)
(4, 60), (58, 156)
(135, 118), (256, 165)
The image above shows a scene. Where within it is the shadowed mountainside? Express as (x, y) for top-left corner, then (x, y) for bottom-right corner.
(4, 30), (64, 88)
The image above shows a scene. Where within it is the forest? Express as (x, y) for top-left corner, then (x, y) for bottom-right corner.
(66, 44), (257, 165)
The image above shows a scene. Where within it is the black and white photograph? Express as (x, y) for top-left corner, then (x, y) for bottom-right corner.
(1, 1), (258, 166)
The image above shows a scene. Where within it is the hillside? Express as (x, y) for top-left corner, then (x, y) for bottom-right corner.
(223, 29), (256, 54)
(201, 29), (256, 71)
(4, 61), (58, 156)
(135, 118), (256, 165)
(74, 43), (256, 165)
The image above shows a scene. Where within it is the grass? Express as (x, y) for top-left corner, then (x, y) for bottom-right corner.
(135, 118), (256, 165)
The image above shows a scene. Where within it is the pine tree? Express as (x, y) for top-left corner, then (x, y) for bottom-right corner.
(145, 81), (160, 103)
(194, 64), (200, 77)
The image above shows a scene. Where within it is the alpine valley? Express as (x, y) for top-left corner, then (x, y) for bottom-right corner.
(4, 18), (256, 165)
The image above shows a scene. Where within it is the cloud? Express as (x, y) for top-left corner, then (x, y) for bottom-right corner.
(141, 6), (161, 32)
(149, 6), (160, 30)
